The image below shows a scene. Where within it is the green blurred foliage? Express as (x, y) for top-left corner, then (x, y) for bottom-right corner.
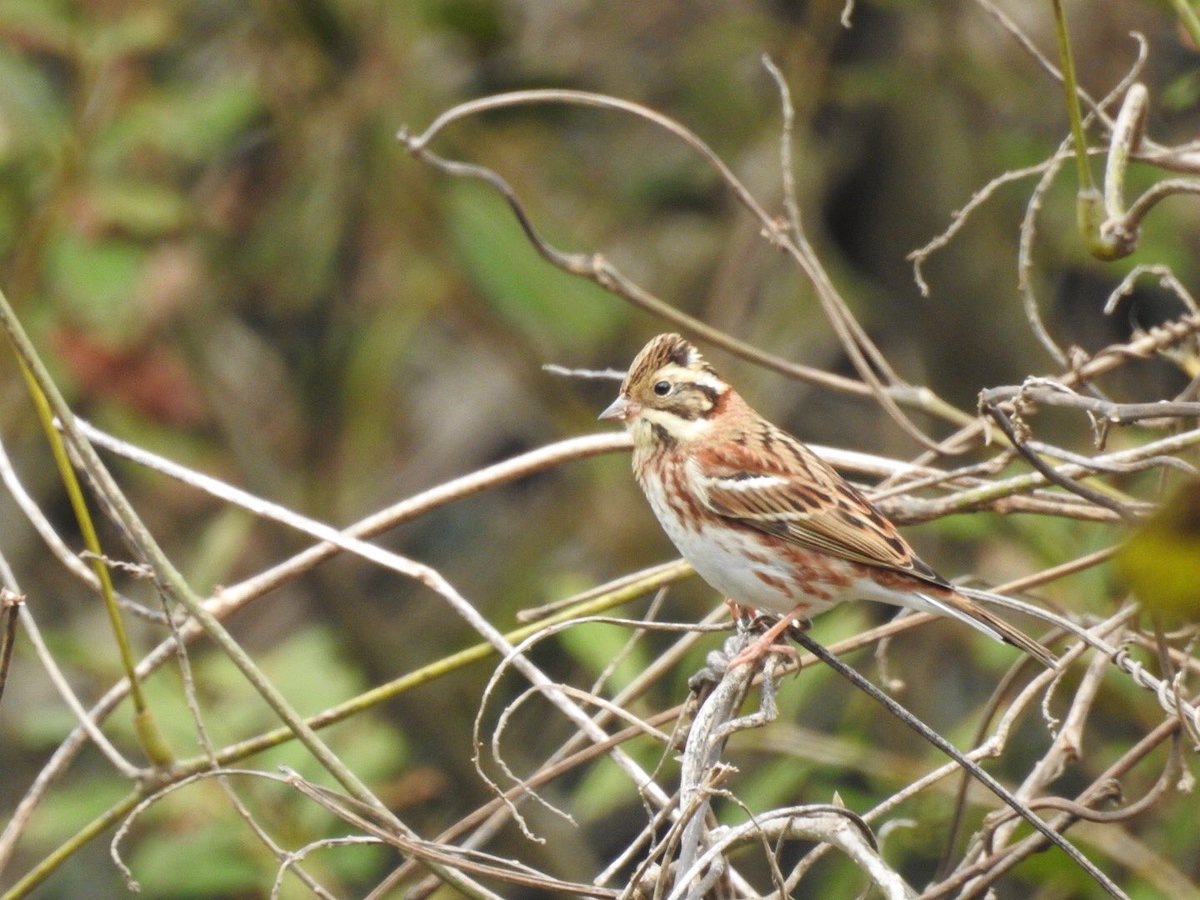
(117, 627), (397, 897)
(1117, 479), (1200, 627)
(444, 180), (624, 352)
(11, 625), (399, 896)
(0, 0), (1198, 896)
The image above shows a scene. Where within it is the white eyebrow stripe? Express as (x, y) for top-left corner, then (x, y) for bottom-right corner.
(688, 372), (726, 393)
(655, 365), (725, 395)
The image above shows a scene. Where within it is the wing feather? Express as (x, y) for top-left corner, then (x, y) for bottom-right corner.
(689, 423), (1056, 667)
(692, 429), (945, 585)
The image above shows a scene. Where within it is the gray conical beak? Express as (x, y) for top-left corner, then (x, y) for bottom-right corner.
(598, 395), (631, 422)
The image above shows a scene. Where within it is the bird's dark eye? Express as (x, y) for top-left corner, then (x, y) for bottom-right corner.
(653, 380), (671, 396)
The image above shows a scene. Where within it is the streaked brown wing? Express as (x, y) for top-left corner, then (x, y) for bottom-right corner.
(691, 423), (1057, 668)
(693, 435), (943, 583)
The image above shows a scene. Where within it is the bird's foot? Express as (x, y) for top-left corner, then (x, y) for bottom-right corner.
(725, 604), (811, 669)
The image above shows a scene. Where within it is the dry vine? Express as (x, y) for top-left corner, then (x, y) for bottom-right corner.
(3, 8), (1200, 900)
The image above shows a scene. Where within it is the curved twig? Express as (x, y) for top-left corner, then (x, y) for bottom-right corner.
(401, 88), (964, 449)
(789, 630), (1128, 899)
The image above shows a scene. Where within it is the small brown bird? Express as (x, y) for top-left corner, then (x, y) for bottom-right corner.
(600, 333), (1055, 668)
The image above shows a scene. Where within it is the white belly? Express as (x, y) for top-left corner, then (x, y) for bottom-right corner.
(639, 466), (843, 616)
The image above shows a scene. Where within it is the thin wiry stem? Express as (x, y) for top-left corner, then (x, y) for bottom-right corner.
(402, 88), (967, 449)
(0, 430), (638, 877)
(0, 589), (19, 706)
(8, 23), (1200, 896)
(15, 605), (143, 779)
(788, 630), (1127, 899)
(0, 280), (502, 898)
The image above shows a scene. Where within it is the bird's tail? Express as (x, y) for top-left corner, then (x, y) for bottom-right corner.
(915, 587), (1058, 669)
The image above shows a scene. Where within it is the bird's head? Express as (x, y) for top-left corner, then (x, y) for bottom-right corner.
(599, 333), (728, 446)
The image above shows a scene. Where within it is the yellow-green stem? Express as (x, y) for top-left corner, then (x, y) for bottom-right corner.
(1, 560), (692, 898)
(0, 793), (141, 900)
(16, 359), (172, 766)
(0, 283), (497, 897)
(1166, 0), (1200, 49)
(1050, 0), (1092, 194)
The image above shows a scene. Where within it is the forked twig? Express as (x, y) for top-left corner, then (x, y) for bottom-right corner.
(788, 631), (1128, 899)
(400, 86), (970, 449)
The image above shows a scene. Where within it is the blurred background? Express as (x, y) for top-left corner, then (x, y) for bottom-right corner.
(1, 1), (1197, 896)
